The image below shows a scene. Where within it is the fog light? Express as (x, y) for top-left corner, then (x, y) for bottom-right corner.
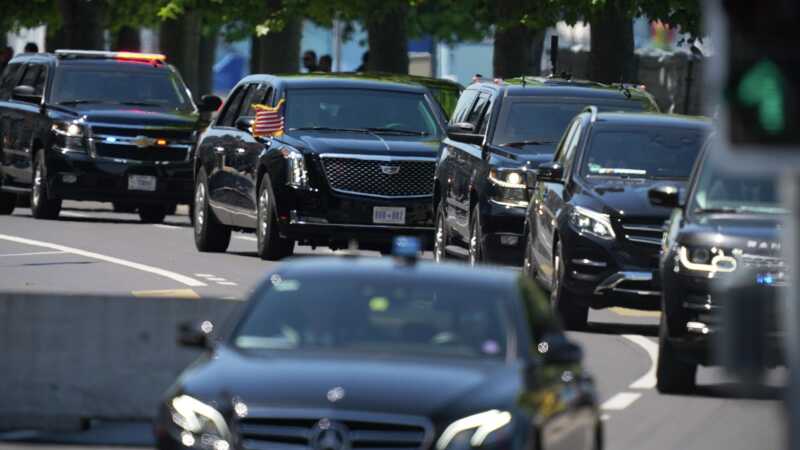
(180, 431), (195, 447)
(62, 174), (77, 184)
(500, 235), (519, 246)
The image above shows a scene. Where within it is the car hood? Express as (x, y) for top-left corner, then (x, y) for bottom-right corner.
(176, 347), (520, 419)
(286, 131), (441, 158)
(576, 178), (688, 219)
(678, 214), (784, 252)
(66, 105), (198, 128)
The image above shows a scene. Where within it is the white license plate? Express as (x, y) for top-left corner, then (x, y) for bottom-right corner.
(128, 175), (156, 192)
(373, 206), (406, 225)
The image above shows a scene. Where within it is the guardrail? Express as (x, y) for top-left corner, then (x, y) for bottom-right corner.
(0, 293), (240, 431)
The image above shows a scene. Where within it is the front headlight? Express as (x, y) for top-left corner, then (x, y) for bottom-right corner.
(678, 246), (737, 273)
(489, 168), (528, 208)
(436, 410), (512, 450)
(281, 147), (308, 189)
(52, 121), (87, 151)
(568, 206), (615, 240)
(168, 395), (231, 450)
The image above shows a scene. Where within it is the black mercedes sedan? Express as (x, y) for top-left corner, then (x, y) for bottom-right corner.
(649, 140), (786, 393)
(193, 75), (446, 259)
(155, 242), (601, 450)
(523, 111), (710, 329)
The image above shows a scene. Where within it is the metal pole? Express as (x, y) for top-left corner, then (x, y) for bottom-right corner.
(781, 172), (800, 450)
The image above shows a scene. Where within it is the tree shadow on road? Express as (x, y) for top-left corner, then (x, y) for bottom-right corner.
(690, 383), (784, 400)
(584, 321), (659, 337)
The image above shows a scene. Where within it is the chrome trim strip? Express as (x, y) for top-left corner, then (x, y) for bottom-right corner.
(621, 225), (665, 232)
(612, 288), (661, 296)
(319, 153), (436, 162)
(626, 235), (662, 245)
(327, 188), (432, 199)
(571, 258), (607, 268)
(594, 271), (654, 295)
(85, 122), (194, 130)
(289, 219), (432, 231)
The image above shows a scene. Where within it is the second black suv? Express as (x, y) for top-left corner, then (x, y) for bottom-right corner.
(433, 77), (658, 266)
(650, 141), (785, 393)
(523, 111), (710, 329)
(0, 50), (220, 222)
(193, 74), (446, 259)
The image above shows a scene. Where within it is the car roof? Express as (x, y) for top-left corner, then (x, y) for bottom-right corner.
(8, 52), (174, 72)
(273, 256), (519, 288)
(592, 112), (711, 128)
(239, 73), (431, 93)
(468, 76), (654, 103)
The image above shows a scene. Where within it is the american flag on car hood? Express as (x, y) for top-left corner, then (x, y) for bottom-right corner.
(253, 99), (285, 137)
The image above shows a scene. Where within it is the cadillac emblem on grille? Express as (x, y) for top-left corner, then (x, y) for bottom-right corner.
(380, 165), (401, 175)
(311, 419), (351, 450)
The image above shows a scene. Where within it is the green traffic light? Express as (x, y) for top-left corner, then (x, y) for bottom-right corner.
(737, 59), (785, 134)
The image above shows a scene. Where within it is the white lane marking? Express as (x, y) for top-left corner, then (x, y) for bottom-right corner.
(207, 277), (227, 282)
(0, 250), (67, 257)
(601, 414), (610, 421)
(61, 211), (91, 218)
(154, 224), (182, 230)
(195, 273), (215, 278)
(235, 235), (257, 242)
(0, 233), (207, 287)
(601, 392), (642, 411)
(217, 281), (238, 286)
(622, 334), (659, 389)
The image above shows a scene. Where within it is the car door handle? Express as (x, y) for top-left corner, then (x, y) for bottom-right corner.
(214, 146), (225, 153)
(235, 148), (246, 154)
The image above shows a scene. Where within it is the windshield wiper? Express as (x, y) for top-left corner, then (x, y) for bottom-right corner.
(57, 100), (115, 106)
(289, 126), (371, 133)
(366, 127), (428, 136)
(693, 207), (741, 214)
(500, 139), (555, 147)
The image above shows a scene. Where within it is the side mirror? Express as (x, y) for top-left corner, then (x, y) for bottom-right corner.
(538, 333), (583, 365)
(13, 85), (41, 103)
(648, 185), (681, 208)
(198, 94), (222, 113)
(177, 320), (214, 348)
(235, 116), (254, 133)
(536, 161), (564, 183)
(446, 123), (484, 145)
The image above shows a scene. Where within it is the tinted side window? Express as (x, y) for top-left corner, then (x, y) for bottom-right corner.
(19, 64), (41, 89)
(466, 93), (490, 130)
(33, 65), (47, 96)
(554, 119), (580, 163)
(218, 85), (248, 127)
(450, 90), (478, 125)
(0, 63), (22, 100)
(241, 84), (271, 118)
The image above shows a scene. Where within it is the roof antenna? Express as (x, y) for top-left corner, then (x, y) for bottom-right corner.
(549, 35), (559, 77)
(522, 76), (526, 88)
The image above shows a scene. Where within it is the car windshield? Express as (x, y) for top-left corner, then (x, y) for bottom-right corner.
(233, 276), (511, 360)
(581, 126), (706, 180)
(285, 88), (441, 136)
(50, 67), (194, 111)
(492, 98), (651, 152)
(691, 160), (785, 215)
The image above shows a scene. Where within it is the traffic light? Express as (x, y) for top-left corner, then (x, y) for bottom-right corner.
(722, 0), (800, 147)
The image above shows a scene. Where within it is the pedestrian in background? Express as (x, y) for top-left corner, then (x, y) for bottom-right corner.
(24, 42), (38, 53)
(302, 50), (318, 72)
(319, 55), (332, 73)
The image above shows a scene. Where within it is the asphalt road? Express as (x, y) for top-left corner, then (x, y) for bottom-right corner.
(0, 201), (786, 450)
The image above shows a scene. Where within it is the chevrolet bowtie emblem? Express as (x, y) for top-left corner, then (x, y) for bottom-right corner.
(131, 136), (157, 148)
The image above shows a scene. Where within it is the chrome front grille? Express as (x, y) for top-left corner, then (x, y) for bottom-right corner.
(89, 126), (194, 162)
(320, 155), (435, 198)
(238, 411), (432, 450)
(620, 219), (666, 246)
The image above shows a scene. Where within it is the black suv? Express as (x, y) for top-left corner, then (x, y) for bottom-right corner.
(0, 50), (220, 222)
(523, 111), (710, 329)
(649, 141), (785, 393)
(433, 77), (658, 266)
(193, 75), (446, 259)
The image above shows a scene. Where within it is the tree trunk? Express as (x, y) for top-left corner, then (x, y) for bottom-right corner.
(113, 26), (140, 51)
(45, 27), (66, 52)
(159, 10), (201, 98)
(57, 0), (106, 50)
(528, 29), (546, 76)
(197, 31), (217, 96)
(492, 0), (534, 79)
(365, 2), (409, 74)
(589, 0), (636, 83)
(250, 17), (301, 74)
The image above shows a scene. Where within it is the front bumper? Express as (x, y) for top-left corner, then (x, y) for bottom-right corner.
(559, 224), (661, 310)
(46, 149), (193, 204)
(276, 187), (434, 250)
(479, 201), (526, 266)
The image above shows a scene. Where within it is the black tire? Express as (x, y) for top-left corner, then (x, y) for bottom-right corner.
(551, 240), (589, 330)
(165, 203), (177, 215)
(256, 174), (294, 261)
(138, 205), (167, 223)
(15, 194), (30, 208)
(433, 199), (450, 263)
(0, 191), (15, 215)
(30, 152), (61, 219)
(193, 169), (231, 252)
(656, 314), (697, 393)
(112, 201), (138, 213)
(468, 206), (484, 266)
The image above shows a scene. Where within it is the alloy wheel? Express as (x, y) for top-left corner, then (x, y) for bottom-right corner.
(32, 164), (42, 208)
(194, 182), (206, 229)
(434, 214), (445, 262)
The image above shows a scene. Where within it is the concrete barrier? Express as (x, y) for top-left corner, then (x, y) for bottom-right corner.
(0, 293), (241, 431)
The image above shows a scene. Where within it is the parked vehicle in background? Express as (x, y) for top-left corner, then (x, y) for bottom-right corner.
(0, 50), (221, 222)
(434, 77), (659, 267)
(650, 140), (786, 393)
(523, 111), (710, 329)
(193, 75), (447, 259)
(157, 239), (602, 450)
